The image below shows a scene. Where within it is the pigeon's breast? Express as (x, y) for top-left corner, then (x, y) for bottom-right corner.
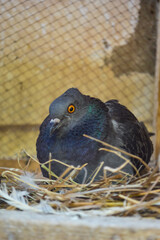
(48, 132), (99, 165)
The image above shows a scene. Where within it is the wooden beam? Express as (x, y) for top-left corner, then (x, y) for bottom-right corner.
(0, 210), (160, 240)
(155, 1), (160, 160)
(0, 159), (41, 175)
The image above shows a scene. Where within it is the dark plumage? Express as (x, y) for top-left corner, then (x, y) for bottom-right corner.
(36, 88), (153, 182)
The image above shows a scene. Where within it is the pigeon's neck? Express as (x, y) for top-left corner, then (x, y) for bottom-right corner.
(87, 101), (110, 138)
(70, 99), (111, 140)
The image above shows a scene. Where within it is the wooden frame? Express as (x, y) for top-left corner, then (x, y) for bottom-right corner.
(0, 210), (160, 240)
(155, 1), (160, 160)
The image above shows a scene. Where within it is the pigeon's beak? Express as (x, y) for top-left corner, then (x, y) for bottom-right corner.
(49, 115), (71, 136)
(49, 118), (61, 136)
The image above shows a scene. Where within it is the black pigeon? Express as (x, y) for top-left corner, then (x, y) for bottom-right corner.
(36, 88), (153, 182)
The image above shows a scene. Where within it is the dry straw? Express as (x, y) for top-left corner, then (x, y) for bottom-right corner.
(0, 135), (159, 217)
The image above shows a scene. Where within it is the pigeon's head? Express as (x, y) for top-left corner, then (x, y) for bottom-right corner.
(49, 88), (88, 135)
(48, 88), (108, 136)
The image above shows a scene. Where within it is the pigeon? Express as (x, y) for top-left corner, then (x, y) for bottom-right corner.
(36, 88), (153, 182)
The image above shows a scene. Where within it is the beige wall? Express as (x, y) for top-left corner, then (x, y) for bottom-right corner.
(0, 0), (157, 158)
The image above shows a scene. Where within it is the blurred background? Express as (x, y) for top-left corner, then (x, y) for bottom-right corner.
(0, 0), (159, 170)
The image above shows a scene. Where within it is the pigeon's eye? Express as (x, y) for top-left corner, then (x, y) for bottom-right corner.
(67, 104), (75, 113)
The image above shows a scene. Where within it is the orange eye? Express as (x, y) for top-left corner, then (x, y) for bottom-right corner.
(68, 104), (75, 113)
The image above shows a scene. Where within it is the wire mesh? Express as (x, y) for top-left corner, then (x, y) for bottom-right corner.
(0, 0), (158, 159)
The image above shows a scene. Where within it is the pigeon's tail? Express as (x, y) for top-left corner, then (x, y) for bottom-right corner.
(149, 132), (155, 137)
(140, 122), (154, 137)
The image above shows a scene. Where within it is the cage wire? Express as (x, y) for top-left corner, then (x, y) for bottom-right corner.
(0, 0), (158, 160)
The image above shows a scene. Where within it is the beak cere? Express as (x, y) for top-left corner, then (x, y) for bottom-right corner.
(50, 118), (61, 135)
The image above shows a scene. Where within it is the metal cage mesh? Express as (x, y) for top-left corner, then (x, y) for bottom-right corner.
(0, 0), (157, 159)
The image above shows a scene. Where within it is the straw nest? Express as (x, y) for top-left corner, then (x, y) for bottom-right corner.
(0, 135), (159, 218)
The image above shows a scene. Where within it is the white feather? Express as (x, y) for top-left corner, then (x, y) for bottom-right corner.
(19, 172), (39, 190)
(0, 184), (54, 213)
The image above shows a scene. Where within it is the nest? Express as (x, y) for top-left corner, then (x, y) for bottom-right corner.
(0, 135), (159, 218)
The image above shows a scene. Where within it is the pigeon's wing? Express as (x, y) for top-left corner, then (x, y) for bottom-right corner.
(105, 99), (137, 122)
(105, 100), (153, 171)
(36, 115), (51, 177)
